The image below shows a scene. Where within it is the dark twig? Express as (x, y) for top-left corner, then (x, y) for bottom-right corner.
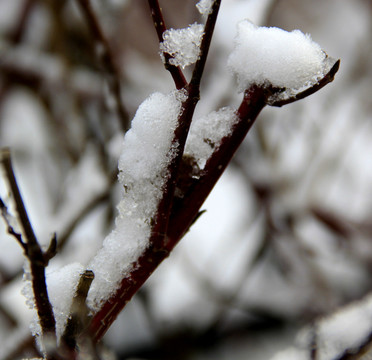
(167, 86), (267, 245)
(62, 270), (95, 354)
(0, 149), (56, 343)
(75, 0), (130, 131)
(310, 323), (318, 360)
(8, 0), (35, 44)
(336, 330), (372, 360)
(190, 0), (221, 90)
(0, 198), (27, 251)
(147, 0), (187, 89)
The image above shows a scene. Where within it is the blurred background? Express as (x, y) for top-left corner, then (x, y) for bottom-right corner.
(0, 0), (371, 359)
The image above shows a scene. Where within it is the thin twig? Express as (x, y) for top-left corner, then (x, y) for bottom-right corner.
(75, 0), (130, 131)
(147, 0), (187, 89)
(336, 329), (372, 360)
(0, 197), (27, 250)
(62, 270), (94, 353)
(0, 149), (56, 340)
(8, 0), (35, 44)
(310, 323), (318, 360)
(190, 0), (221, 90)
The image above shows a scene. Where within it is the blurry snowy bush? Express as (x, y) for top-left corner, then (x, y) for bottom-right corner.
(0, 0), (371, 359)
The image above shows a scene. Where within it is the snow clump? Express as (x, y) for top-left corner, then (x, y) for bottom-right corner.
(196, 0), (213, 16)
(87, 89), (187, 311)
(185, 107), (238, 169)
(23, 262), (86, 347)
(160, 23), (204, 68)
(228, 20), (333, 92)
(46, 263), (86, 342)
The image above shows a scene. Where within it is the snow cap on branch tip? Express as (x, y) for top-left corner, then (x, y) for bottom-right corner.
(227, 20), (334, 93)
(160, 23), (204, 69)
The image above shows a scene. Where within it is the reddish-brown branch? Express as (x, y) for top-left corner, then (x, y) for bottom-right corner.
(166, 86), (267, 245)
(88, 86), (267, 341)
(190, 0), (221, 90)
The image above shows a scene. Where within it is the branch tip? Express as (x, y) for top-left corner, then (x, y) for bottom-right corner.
(268, 58), (341, 107)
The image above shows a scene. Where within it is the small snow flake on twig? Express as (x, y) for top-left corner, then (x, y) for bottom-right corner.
(160, 23), (204, 69)
(196, 0), (214, 16)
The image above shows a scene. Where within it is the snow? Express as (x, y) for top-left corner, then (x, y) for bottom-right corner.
(87, 90), (187, 311)
(227, 20), (334, 93)
(196, 0), (213, 16)
(272, 293), (372, 360)
(21, 262), (86, 343)
(160, 23), (204, 69)
(46, 263), (86, 342)
(185, 107), (238, 169)
(315, 295), (372, 360)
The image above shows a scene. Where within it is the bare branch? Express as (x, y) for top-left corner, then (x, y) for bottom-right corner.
(8, 0), (35, 44)
(75, 0), (130, 131)
(62, 270), (94, 352)
(0, 149), (56, 341)
(190, 0), (221, 90)
(0, 197), (27, 251)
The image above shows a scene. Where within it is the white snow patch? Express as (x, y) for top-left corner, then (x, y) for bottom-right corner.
(185, 107), (238, 169)
(196, 0), (213, 16)
(271, 347), (307, 360)
(227, 20), (333, 93)
(272, 293), (372, 360)
(46, 263), (86, 342)
(87, 90), (187, 311)
(21, 262), (86, 344)
(160, 23), (204, 69)
(315, 295), (372, 360)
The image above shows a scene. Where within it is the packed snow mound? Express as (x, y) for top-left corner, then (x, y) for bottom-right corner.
(228, 20), (334, 92)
